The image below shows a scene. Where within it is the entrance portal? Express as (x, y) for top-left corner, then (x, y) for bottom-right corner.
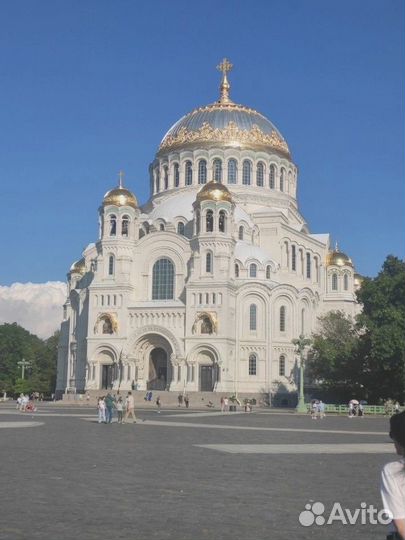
(102, 364), (113, 389)
(148, 348), (168, 390)
(200, 365), (215, 391)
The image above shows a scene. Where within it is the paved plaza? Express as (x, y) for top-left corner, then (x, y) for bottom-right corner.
(0, 402), (394, 540)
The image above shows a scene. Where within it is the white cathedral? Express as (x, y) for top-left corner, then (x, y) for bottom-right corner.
(56, 59), (362, 402)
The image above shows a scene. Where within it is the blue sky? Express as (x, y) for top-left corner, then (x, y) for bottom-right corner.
(0, 0), (403, 285)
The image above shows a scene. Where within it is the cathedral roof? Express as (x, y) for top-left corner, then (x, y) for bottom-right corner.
(326, 244), (353, 267)
(159, 59), (290, 157)
(69, 258), (86, 275)
(102, 172), (138, 209)
(196, 181), (233, 204)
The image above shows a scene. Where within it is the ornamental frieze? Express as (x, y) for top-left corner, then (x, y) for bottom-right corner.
(159, 121), (290, 156)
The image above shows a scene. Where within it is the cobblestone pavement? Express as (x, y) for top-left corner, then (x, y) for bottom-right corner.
(0, 403), (393, 540)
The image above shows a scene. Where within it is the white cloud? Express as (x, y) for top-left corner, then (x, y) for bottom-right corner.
(0, 282), (67, 339)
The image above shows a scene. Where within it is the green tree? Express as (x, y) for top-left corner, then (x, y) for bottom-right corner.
(0, 323), (59, 396)
(307, 311), (362, 401)
(356, 256), (405, 402)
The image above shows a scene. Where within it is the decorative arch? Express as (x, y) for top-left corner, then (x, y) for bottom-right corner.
(191, 312), (218, 335)
(93, 313), (118, 335)
(125, 325), (182, 358)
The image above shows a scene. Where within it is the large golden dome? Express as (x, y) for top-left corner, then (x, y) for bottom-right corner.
(159, 59), (290, 157)
(196, 181), (233, 203)
(326, 247), (353, 267)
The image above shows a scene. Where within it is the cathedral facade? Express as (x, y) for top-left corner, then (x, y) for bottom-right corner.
(56, 60), (361, 400)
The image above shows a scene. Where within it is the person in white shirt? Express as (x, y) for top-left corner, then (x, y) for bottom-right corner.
(123, 391), (137, 423)
(381, 411), (405, 540)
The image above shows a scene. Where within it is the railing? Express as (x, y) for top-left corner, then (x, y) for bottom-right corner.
(305, 404), (404, 415)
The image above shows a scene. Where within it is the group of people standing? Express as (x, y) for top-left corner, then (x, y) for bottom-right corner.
(310, 400), (325, 419)
(97, 391), (136, 424)
(177, 394), (190, 408)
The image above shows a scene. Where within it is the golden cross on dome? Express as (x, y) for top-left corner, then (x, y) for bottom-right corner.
(216, 57), (233, 104)
(217, 58), (233, 77)
(118, 170), (125, 188)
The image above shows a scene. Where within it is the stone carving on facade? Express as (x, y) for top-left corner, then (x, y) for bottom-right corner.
(159, 121), (290, 156)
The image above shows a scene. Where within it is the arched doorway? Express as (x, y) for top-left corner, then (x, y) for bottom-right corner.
(148, 348), (168, 390)
(198, 350), (219, 392)
(131, 332), (175, 391)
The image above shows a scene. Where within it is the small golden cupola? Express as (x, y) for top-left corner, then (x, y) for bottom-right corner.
(196, 181), (233, 204)
(103, 171), (138, 209)
(69, 258), (86, 275)
(326, 242), (353, 267)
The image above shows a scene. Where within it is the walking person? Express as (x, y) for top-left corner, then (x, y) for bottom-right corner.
(123, 391), (137, 424)
(177, 393), (183, 407)
(380, 411), (405, 540)
(116, 397), (124, 424)
(184, 394), (190, 409)
(223, 397), (229, 412)
(156, 395), (161, 413)
(220, 396), (225, 413)
(318, 400), (325, 419)
(97, 396), (106, 424)
(105, 393), (115, 424)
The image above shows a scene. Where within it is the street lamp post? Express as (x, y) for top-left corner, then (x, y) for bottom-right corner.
(292, 335), (311, 414)
(17, 358), (31, 380)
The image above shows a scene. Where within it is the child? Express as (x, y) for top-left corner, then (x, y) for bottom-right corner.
(116, 397), (124, 423)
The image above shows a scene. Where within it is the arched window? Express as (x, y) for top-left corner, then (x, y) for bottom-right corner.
(185, 161), (193, 185)
(109, 215), (117, 236)
(198, 159), (207, 184)
(206, 210), (213, 232)
(306, 253), (311, 278)
(344, 274), (349, 291)
(242, 160), (251, 185)
(266, 265), (271, 279)
(301, 308), (305, 335)
(177, 222), (185, 235)
(269, 164), (276, 189)
(228, 159), (237, 184)
(121, 215), (129, 237)
(152, 258), (174, 300)
(332, 273), (338, 291)
(238, 226), (244, 240)
(218, 210), (226, 233)
(213, 159), (222, 182)
(108, 255), (114, 276)
(174, 163), (180, 187)
(155, 169), (160, 192)
(291, 245), (296, 271)
(206, 252), (212, 273)
(249, 263), (257, 278)
(159, 223), (165, 231)
(279, 306), (286, 332)
(249, 304), (257, 331)
(280, 168), (285, 192)
(235, 263), (239, 277)
(249, 354), (257, 375)
(279, 355), (286, 376)
(196, 211), (200, 234)
(163, 166), (169, 190)
(256, 162), (264, 186)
